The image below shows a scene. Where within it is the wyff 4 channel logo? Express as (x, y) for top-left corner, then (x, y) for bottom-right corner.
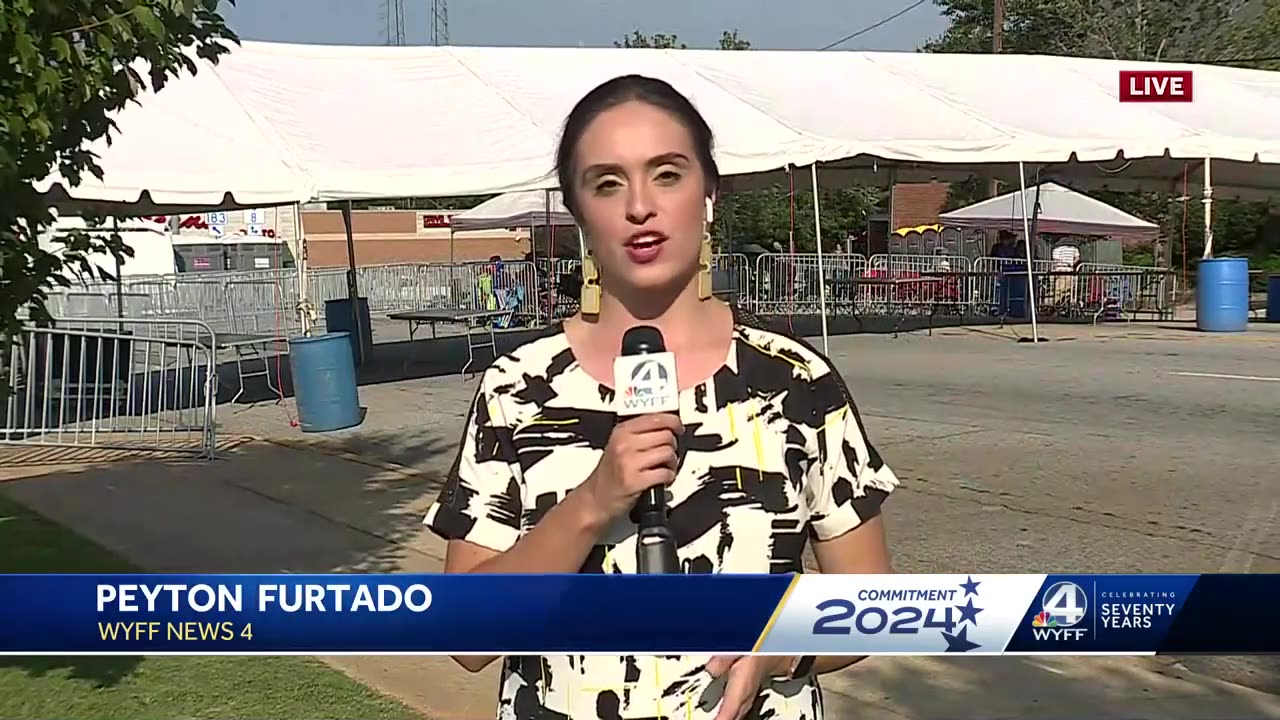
(620, 359), (672, 412)
(1030, 581), (1089, 641)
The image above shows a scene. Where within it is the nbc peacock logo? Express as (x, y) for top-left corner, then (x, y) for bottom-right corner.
(1031, 611), (1058, 628)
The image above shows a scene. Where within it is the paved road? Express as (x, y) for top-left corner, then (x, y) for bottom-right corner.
(225, 321), (1280, 695)
(828, 324), (1280, 693)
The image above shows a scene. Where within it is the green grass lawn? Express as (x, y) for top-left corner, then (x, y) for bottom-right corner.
(0, 492), (423, 719)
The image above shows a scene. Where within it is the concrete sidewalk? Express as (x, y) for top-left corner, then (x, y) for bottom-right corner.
(2, 440), (1278, 719)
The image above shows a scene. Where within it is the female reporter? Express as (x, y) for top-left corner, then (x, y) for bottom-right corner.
(424, 74), (899, 720)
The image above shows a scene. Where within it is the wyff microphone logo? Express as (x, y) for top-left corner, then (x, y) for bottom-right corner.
(1030, 581), (1089, 641)
(620, 359), (672, 412)
(811, 576), (985, 652)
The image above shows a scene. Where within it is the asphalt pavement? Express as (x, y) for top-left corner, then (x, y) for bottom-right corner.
(222, 320), (1280, 698)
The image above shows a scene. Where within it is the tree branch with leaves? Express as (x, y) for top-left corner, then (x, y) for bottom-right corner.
(0, 0), (239, 342)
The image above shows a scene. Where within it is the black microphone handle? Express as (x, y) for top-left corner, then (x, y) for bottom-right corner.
(631, 414), (680, 574)
(630, 412), (681, 525)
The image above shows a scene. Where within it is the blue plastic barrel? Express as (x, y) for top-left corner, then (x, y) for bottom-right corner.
(1196, 257), (1250, 332)
(288, 332), (363, 433)
(1267, 274), (1280, 323)
(325, 297), (373, 366)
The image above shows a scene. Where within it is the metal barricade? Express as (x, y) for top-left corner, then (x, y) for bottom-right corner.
(970, 256), (1054, 316)
(711, 253), (751, 305)
(752, 253), (869, 315)
(859, 254), (972, 316)
(225, 279), (298, 336)
(1071, 266), (1173, 321)
(2, 318), (218, 457)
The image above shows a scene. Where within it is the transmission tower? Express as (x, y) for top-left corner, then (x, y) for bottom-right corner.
(430, 0), (449, 45)
(383, 0), (407, 45)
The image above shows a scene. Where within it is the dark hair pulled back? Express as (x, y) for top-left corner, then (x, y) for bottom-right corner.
(555, 75), (720, 219)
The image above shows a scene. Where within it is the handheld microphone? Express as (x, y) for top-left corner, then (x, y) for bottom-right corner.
(613, 326), (681, 575)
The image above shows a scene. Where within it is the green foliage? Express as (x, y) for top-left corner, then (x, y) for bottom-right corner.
(0, 0), (238, 339)
(1205, 0), (1280, 69)
(922, 0), (1248, 61)
(614, 29), (751, 51)
(719, 186), (884, 253)
(718, 30), (752, 50)
(614, 31), (687, 49)
(942, 176), (997, 212)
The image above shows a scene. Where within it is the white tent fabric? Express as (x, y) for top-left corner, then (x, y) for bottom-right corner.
(209, 44), (1280, 199)
(34, 57), (313, 212)
(208, 44), (831, 200)
(939, 182), (1160, 237)
(36, 42), (1280, 209)
(449, 190), (574, 231)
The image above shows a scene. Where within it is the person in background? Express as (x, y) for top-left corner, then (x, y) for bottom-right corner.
(1050, 236), (1081, 308)
(424, 74), (898, 720)
(931, 246), (952, 272)
(486, 255), (524, 325)
(990, 231), (1015, 259)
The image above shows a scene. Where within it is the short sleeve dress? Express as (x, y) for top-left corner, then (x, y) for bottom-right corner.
(424, 310), (900, 720)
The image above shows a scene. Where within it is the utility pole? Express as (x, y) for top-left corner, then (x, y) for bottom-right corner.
(430, 0), (449, 45)
(988, 0), (1004, 200)
(383, 0), (406, 45)
(993, 0), (1004, 54)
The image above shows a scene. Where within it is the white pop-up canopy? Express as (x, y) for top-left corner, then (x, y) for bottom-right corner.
(449, 190), (574, 231)
(939, 182), (1160, 237)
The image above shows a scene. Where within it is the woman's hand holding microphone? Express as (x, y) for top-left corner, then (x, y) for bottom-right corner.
(580, 413), (683, 526)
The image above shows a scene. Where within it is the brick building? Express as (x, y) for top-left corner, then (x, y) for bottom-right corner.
(299, 209), (530, 268)
(890, 182), (952, 230)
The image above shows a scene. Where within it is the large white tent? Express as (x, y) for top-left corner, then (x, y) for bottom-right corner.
(449, 190), (574, 231)
(35, 42), (1280, 210)
(34, 55), (312, 213)
(939, 182), (1160, 237)
(30, 42), (1280, 346)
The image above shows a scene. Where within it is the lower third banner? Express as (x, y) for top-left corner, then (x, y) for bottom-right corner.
(0, 574), (1273, 655)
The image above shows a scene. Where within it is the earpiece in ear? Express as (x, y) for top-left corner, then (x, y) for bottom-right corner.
(705, 197), (714, 225)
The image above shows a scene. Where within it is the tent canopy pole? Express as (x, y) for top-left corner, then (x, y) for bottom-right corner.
(811, 164), (829, 355)
(1017, 162), (1042, 343)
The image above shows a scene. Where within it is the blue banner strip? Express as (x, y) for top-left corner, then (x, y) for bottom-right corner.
(1158, 574), (1280, 654)
(0, 574), (791, 653)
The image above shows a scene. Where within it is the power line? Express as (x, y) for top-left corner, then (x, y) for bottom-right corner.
(819, 0), (932, 51)
(1207, 54), (1280, 64)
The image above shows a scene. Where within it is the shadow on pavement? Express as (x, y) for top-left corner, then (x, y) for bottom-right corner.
(0, 439), (450, 577)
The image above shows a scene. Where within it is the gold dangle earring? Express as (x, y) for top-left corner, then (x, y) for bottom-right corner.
(697, 233), (713, 300)
(697, 197), (714, 300)
(580, 251), (601, 316)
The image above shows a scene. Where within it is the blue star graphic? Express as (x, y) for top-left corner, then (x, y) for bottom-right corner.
(955, 597), (983, 625)
(942, 626), (981, 653)
(959, 576), (981, 597)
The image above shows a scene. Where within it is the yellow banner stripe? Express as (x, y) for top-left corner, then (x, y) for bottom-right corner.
(752, 574), (800, 653)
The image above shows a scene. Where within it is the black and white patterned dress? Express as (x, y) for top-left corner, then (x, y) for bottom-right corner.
(425, 310), (899, 720)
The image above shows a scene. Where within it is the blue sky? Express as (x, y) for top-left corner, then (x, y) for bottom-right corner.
(219, 0), (949, 51)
